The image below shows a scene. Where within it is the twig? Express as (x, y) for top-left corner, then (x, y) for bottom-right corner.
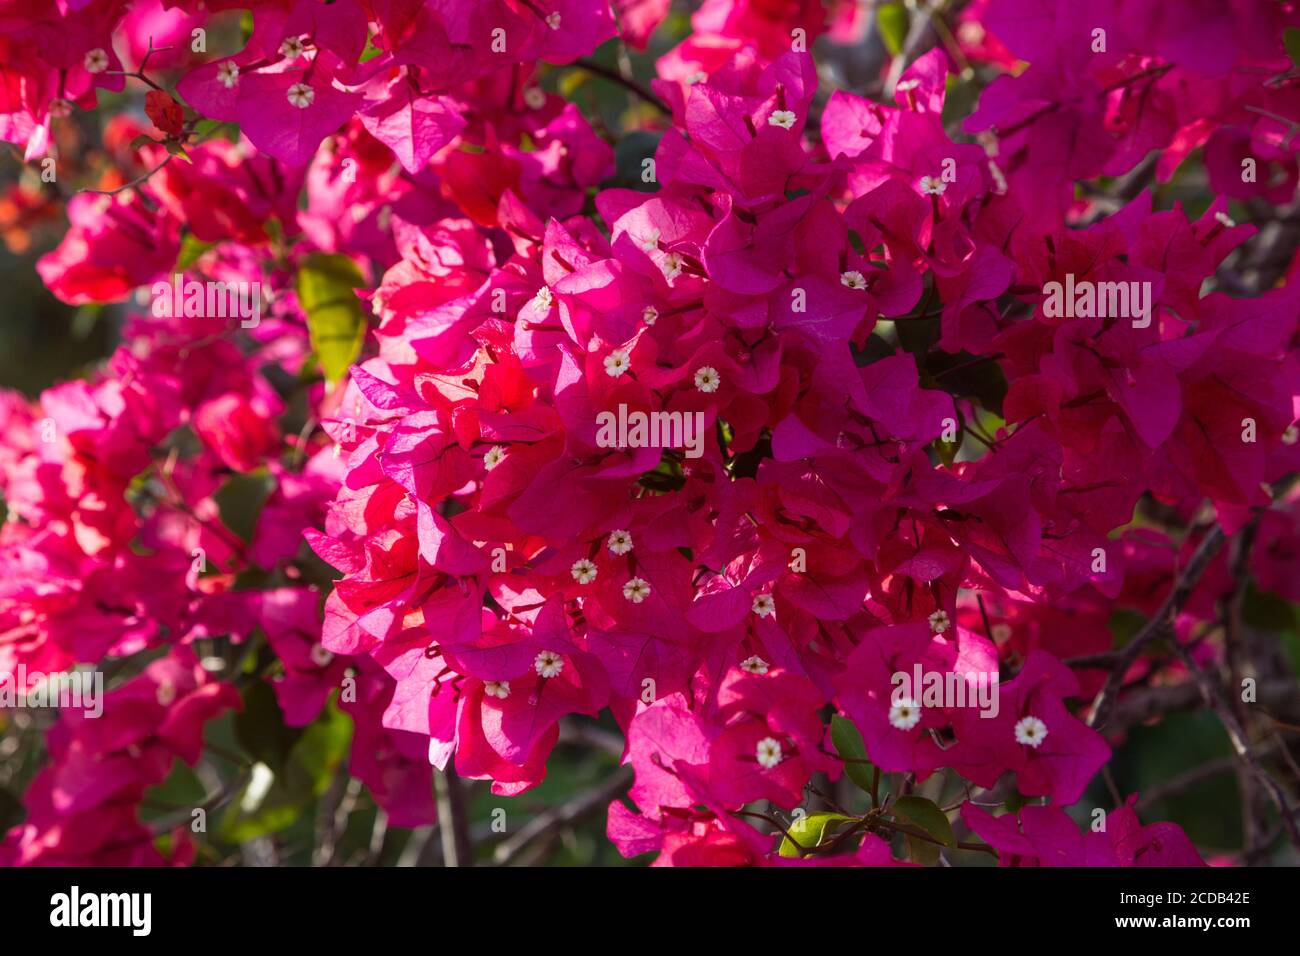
(1087, 527), (1226, 730)
(1107, 678), (1297, 734)
(434, 765), (475, 867)
(1135, 740), (1282, 814)
(317, 775), (363, 866)
(494, 767), (633, 865)
(884, 1), (944, 98)
(148, 769), (249, 835)
(1224, 517), (1264, 853)
(1170, 637), (1300, 853)
(79, 155), (173, 196)
(573, 58), (669, 116)
(558, 717), (626, 758)
(873, 818), (997, 857)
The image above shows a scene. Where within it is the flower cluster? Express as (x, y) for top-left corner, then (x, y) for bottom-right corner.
(2, 0), (1299, 867)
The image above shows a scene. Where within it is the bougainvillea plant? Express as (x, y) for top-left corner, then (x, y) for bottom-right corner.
(1, 0), (1299, 869)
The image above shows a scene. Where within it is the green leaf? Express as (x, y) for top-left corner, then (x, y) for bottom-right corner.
(296, 253), (368, 385)
(1285, 27), (1300, 69)
(219, 777), (302, 843)
(212, 468), (275, 543)
(904, 831), (941, 865)
(234, 678), (301, 770)
(891, 795), (956, 848)
(176, 232), (214, 271)
(830, 715), (877, 794)
(286, 701), (352, 798)
(221, 700), (352, 842)
(926, 351), (1008, 416)
(850, 332), (894, 368)
(778, 812), (854, 857)
(878, 3), (908, 57)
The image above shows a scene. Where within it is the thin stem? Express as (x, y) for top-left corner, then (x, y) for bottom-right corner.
(434, 765), (474, 867)
(1087, 526), (1225, 730)
(573, 58), (669, 116)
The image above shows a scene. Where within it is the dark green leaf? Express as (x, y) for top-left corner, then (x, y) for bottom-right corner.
(1285, 27), (1300, 69)
(234, 678), (301, 770)
(212, 468), (275, 543)
(891, 795), (956, 848)
(830, 714), (876, 794)
(221, 700), (351, 842)
(905, 831), (941, 865)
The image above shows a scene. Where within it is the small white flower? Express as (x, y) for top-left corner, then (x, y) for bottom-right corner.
(642, 306), (659, 326)
(889, 698), (923, 731)
(534, 650), (565, 678)
(755, 736), (783, 768)
(661, 252), (684, 282)
(280, 36), (306, 59)
(638, 228), (661, 253)
(484, 680), (511, 700)
(1214, 211), (1237, 228)
(570, 558), (598, 584)
(606, 529), (633, 555)
(1014, 715), (1049, 748)
(623, 576), (651, 603)
(524, 87), (547, 109)
(957, 21), (986, 45)
(84, 48), (109, 74)
(309, 645), (335, 667)
(1284, 424), (1299, 446)
(483, 445), (507, 471)
(216, 61), (240, 89)
(694, 366), (720, 393)
(686, 71), (708, 85)
(991, 623), (1012, 642)
(604, 349), (632, 378)
(286, 83), (315, 109)
(545, 11), (562, 29)
(531, 285), (554, 313)
(751, 593), (775, 618)
(895, 78), (921, 93)
(740, 655), (769, 675)
(767, 109), (797, 129)
(919, 175), (948, 196)
(840, 270), (867, 290)
(156, 683), (177, 707)
(928, 609), (951, 634)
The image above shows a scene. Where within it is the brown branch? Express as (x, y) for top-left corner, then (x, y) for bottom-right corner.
(1224, 517), (1265, 853)
(493, 766), (632, 865)
(1170, 636), (1300, 853)
(1107, 678), (1297, 735)
(1135, 739), (1283, 814)
(434, 765), (475, 867)
(573, 58), (669, 116)
(1087, 526), (1226, 730)
(79, 155), (173, 196)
